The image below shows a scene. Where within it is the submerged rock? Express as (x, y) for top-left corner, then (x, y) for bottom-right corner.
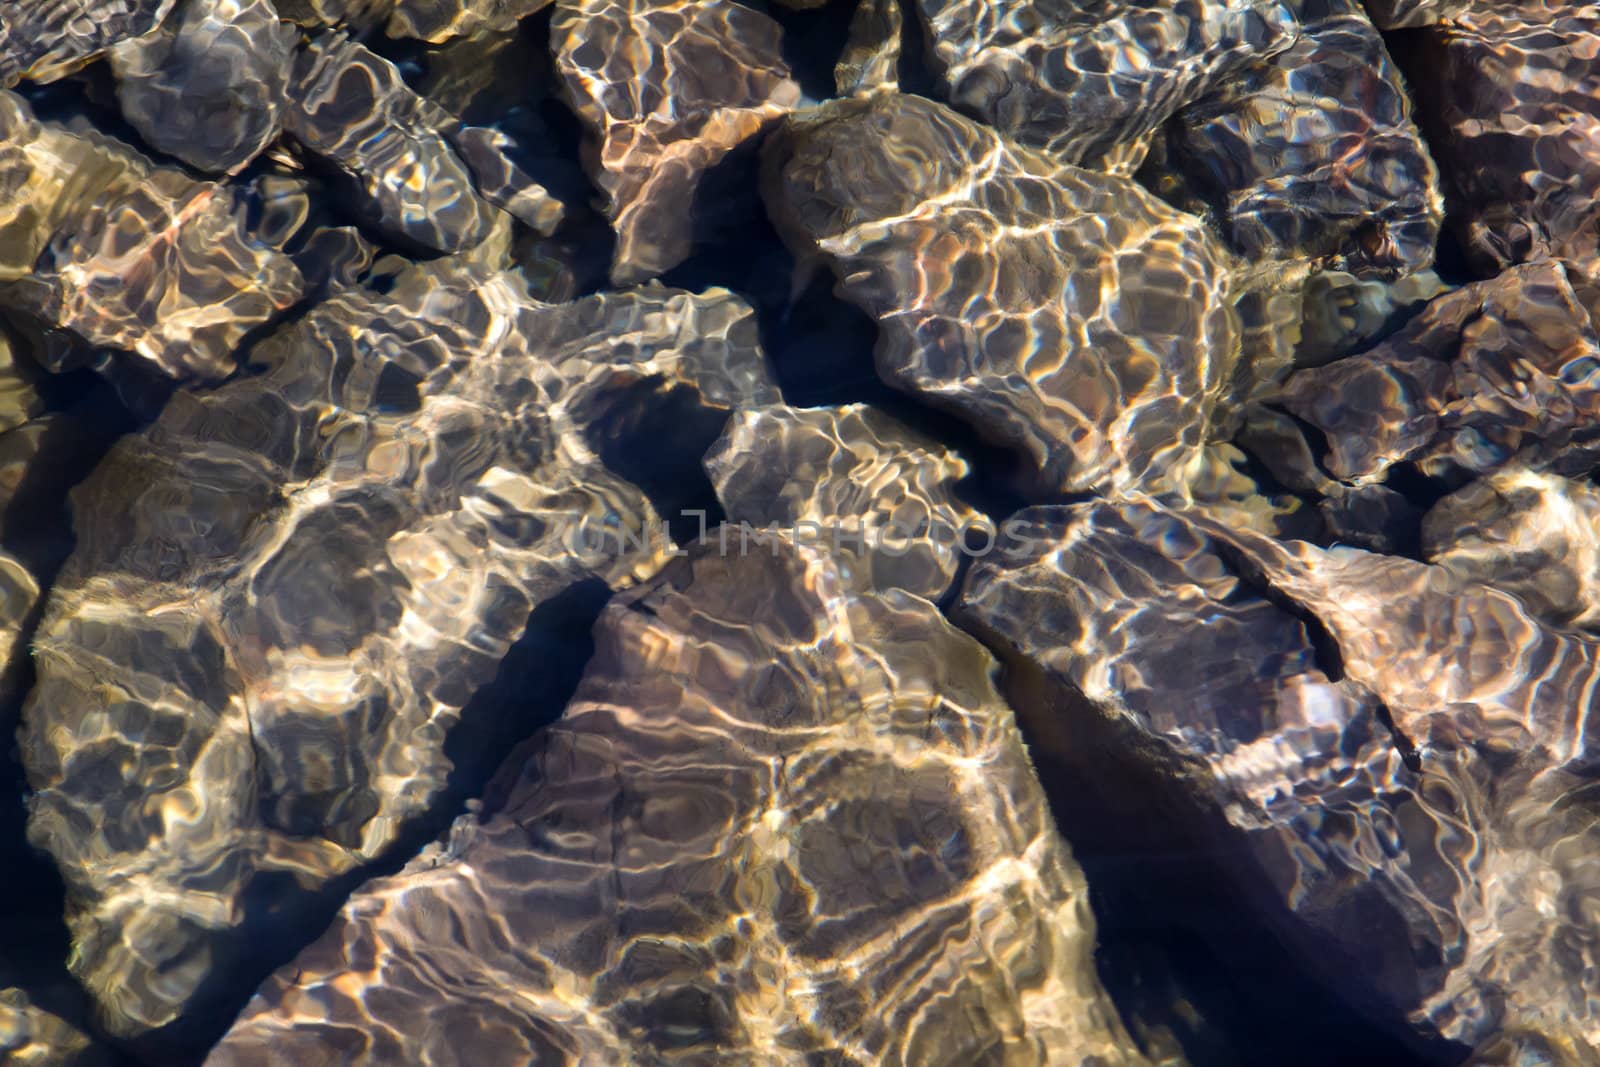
(1423, 467), (1600, 632)
(1411, 3), (1600, 272)
(285, 35), (560, 253)
(912, 0), (1297, 167)
(385, 0), (553, 41)
(1294, 268), (1449, 368)
(705, 403), (987, 601)
(208, 537), (1152, 1067)
(551, 0), (801, 284)
(835, 0), (901, 98)
(1360, 0), (1468, 28)
(765, 92), (1240, 496)
(21, 269), (778, 1036)
(0, 91), (304, 379)
(0, 0), (175, 88)
(1165, 0), (1442, 278)
(1276, 260), (1600, 486)
(0, 988), (104, 1066)
(961, 497), (1600, 1051)
(1178, 508), (1600, 1049)
(109, 0), (296, 173)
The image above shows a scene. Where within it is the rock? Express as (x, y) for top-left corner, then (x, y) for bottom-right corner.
(961, 497), (1600, 1050)
(385, 0), (552, 41)
(232, 172), (382, 299)
(1361, 0), (1468, 28)
(835, 0), (901, 98)
(21, 269), (779, 1037)
(0, 91), (304, 380)
(1423, 467), (1600, 631)
(0, 988), (105, 1066)
(765, 91), (1240, 497)
(1276, 260), (1600, 486)
(285, 35), (563, 254)
(1177, 507), (1600, 1048)
(705, 403), (988, 601)
(1411, 3), (1600, 272)
(0, 0), (175, 88)
(911, 0), (1297, 167)
(551, 0), (801, 284)
(109, 0), (296, 173)
(1164, 0), (1442, 278)
(1295, 268), (1449, 368)
(208, 536), (1152, 1067)
(1187, 440), (1321, 539)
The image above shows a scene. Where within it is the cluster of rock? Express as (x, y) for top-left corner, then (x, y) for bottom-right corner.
(0, 0), (1594, 1065)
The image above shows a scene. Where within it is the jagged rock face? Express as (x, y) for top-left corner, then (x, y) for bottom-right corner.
(0, 91), (304, 379)
(1423, 468), (1600, 631)
(207, 538), (1152, 1067)
(961, 498), (1600, 1051)
(1165, 0), (1442, 278)
(108, 0), (296, 174)
(1411, 3), (1600, 272)
(1361, 0), (1468, 28)
(285, 36), (563, 254)
(1275, 260), (1600, 486)
(835, 0), (901, 98)
(765, 92), (1240, 496)
(705, 403), (987, 601)
(0, 0), (175, 88)
(911, 0), (1297, 167)
(21, 269), (779, 1037)
(551, 0), (801, 285)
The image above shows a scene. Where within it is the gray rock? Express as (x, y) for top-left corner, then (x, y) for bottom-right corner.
(1277, 260), (1600, 486)
(0, 0), (176, 88)
(1165, 0), (1443, 278)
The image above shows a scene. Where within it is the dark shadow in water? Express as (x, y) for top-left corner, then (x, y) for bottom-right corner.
(123, 578), (616, 1065)
(756, 0), (859, 103)
(582, 377), (732, 545)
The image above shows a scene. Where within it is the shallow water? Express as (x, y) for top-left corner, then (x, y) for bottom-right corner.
(0, 1), (1596, 1064)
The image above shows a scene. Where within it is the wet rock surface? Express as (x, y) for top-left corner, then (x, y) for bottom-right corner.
(0, 0), (175, 88)
(913, 0), (1297, 167)
(705, 403), (986, 601)
(285, 35), (561, 253)
(22, 271), (777, 1038)
(765, 91), (1239, 497)
(209, 537), (1150, 1067)
(0, 0), (1595, 1064)
(1163, 0), (1443, 277)
(962, 497), (1600, 1053)
(1408, 2), (1600, 272)
(0, 91), (304, 380)
(108, 0), (295, 174)
(1275, 259), (1600, 486)
(552, 0), (800, 284)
